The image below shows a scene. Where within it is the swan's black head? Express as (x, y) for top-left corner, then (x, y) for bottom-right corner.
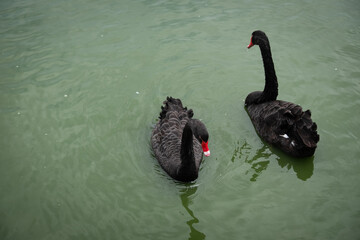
(195, 125), (209, 143)
(247, 30), (269, 49)
(196, 125), (210, 157)
(190, 119), (210, 157)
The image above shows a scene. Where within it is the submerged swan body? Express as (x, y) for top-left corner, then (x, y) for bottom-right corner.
(151, 97), (210, 182)
(245, 31), (319, 157)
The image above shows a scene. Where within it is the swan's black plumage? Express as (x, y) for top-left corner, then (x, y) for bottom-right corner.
(151, 97), (209, 182)
(245, 31), (319, 157)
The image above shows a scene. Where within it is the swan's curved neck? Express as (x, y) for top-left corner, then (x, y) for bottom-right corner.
(180, 124), (196, 167)
(178, 124), (197, 181)
(259, 41), (278, 102)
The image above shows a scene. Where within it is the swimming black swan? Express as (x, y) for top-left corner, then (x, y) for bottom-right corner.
(245, 30), (319, 157)
(151, 97), (210, 182)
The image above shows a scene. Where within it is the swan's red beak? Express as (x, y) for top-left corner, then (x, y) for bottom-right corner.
(247, 37), (254, 49)
(201, 141), (210, 157)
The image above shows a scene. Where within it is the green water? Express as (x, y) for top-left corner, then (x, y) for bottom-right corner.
(1, 0), (360, 239)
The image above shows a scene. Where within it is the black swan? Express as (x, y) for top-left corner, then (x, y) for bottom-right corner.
(151, 97), (210, 182)
(245, 30), (319, 157)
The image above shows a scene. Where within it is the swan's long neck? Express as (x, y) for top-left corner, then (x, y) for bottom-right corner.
(259, 40), (278, 102)
(179, 123), (197, 179)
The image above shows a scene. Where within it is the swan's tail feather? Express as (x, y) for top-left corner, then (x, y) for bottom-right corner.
(298, 127), (316, 148)
(275, 103), (319, 153)
(294, 109), (319, 149)
(158, 96), (193, 120)
(187, 109), (194, 118)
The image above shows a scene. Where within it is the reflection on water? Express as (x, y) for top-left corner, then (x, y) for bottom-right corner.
(232, 141), (270, 182)
(179, 185), (206, 240)
(232, 141), (314, 181)
(276, 154), (314, 181)
(269, 145), (314, 181)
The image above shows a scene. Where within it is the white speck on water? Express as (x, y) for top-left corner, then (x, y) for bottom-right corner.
(17, 112), (21, 115)
(16, 65), (19, 68)
(136, 91), (140, 95)
(64, 94), (68, 98)
(44, 133), (48, 136)
(334, 68), (338, 71)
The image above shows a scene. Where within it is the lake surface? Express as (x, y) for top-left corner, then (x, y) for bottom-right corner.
(1, 0), (360, 239)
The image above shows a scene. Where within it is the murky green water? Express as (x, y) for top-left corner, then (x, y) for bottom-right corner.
(1, 0), (360, 239)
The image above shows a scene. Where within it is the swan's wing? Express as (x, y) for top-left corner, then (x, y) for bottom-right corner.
(151, 108), (192, 175)
(247, 100), (319, 156)
(152, 118), (182, 167)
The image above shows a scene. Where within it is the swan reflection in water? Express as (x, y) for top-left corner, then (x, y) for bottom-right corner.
(179, 185), (205, 240)
(232, 141), (314, 181)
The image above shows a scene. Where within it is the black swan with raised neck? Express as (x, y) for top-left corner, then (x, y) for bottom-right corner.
(245, 30), (319, 157)
(151, 97), (210, 182)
